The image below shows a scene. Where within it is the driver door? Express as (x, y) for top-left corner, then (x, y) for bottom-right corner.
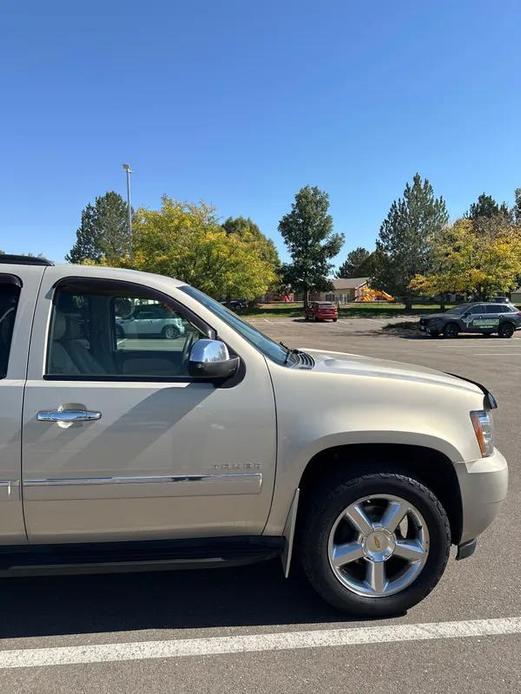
(462, 304), (485, 332)
(21, 272), (276, 544)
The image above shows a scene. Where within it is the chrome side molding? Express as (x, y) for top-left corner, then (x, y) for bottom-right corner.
(23, 472), (263, 499)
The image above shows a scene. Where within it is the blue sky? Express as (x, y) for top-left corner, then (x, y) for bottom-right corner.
(1, 0), (520, 266)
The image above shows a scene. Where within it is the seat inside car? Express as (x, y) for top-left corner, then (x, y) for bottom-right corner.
(50, 311), (107, 375)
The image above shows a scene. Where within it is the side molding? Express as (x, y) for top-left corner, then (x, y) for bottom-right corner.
(281, 488), (300, 578)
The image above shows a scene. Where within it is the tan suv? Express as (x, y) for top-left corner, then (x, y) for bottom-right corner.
(0, 256), (508, 617)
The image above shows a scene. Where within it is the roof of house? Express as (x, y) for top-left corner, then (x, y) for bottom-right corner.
(331, 277), (369, 290)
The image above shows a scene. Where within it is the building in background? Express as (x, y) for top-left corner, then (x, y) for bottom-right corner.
(313, 277), (393, 303)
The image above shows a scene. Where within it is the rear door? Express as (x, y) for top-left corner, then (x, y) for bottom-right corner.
(483, 304), (503, 331)
(0, 266), (45, 544)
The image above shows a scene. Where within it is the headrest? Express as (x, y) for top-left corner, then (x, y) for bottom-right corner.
(53, 312), (67, 340)
(53, 312), (84, 341)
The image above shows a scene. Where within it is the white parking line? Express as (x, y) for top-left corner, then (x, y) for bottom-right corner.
(0, 617), (520, 670)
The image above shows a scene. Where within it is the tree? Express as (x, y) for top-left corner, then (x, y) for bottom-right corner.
(108, 197), (277, 301)
(278, 186), (343, 307)
(410, 219), (521, 300)
(336, 247), (370, 278)
(372, 173), (448, 310)
(466, 193), (511, 222)
(222, 216), (280, 268)
(66, 192), (131, 264)
(513, 188), (521, 224)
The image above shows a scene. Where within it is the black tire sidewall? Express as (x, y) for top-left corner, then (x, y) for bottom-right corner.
(443, 323), (459, 338)
(498, 323), (514, 338)
(300, 473), (451, 617)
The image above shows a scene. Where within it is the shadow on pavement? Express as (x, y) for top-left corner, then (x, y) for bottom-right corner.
(0, 561), (362, 639)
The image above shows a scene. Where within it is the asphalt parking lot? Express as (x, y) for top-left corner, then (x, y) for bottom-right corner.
(1, 317), (519, 693)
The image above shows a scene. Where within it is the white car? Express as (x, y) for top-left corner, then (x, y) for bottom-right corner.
(116, 303), (185, 339)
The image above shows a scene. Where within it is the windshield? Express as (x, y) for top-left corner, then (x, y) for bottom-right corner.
(180, 286), (294, 366)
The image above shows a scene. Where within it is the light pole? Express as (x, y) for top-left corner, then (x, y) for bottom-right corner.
(122, 163), (132, 253)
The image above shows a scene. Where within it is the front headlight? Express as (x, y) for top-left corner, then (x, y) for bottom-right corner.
(470, 410), (495, 457)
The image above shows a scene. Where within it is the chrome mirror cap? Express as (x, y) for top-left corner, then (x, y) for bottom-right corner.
(188, 339), (239, 380)
(189, 339), (230, 363)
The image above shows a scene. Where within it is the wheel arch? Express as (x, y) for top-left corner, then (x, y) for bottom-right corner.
(297, 442), (463, 545)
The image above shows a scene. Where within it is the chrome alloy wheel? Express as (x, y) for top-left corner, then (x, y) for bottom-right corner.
(327, 494), (430, 598)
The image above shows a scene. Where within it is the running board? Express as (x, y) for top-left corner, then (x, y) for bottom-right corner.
(0, 536), (284, 577)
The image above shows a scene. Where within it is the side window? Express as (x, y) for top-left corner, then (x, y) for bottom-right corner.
(486, 305), (500, 314)
(47, 284), (206, 379)
(0, 280), (21, 379)
(468, 305), (483, 315)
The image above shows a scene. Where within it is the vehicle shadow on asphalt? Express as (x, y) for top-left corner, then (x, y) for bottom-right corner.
(0, 561), (372, 638)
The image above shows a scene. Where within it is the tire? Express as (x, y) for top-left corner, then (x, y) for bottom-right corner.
(315, 316), (320, 322)
(428, 330), (440, 338)
(443, 322), (459, 338)
(305, 316), (310, 321)
(299, 472), (451, 618)
(498, 322), (515, 338)
(333, 318), (338, 322)
(162, 324), (180, 339)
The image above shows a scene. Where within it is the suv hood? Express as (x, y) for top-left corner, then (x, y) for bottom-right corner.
(303, 348), (481, 395)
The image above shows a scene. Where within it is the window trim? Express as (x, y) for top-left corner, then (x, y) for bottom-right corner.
(0, 275), (22, 380)
(44, 276), (236, 384)
(0, 273), (22, 288)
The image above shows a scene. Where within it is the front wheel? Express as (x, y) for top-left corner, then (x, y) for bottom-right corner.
(299, 473), (450, 617)
(498, 322), (515, 338)
(443, 322), (459, 338)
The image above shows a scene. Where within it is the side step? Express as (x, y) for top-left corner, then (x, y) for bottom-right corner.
(0, 536), (284, 577)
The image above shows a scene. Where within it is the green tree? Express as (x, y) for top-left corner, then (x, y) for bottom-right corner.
(278, 186), (343, 307)
(109, 197), (277, 301)
(66, 192), (131, 264)
(466, 193), (511, 222)
(222, 216), (280, 268)
(336, 247), (371, 278)
(411, 218), (521, 300)
(372, 173), (448, 310)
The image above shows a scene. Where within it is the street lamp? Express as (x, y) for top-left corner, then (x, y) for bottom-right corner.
(122, 163), (132, 252)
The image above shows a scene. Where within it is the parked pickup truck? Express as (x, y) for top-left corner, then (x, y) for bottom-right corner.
(0, 255), (508, 617)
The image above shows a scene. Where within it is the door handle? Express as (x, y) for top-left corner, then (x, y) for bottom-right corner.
(37, 409), (102, 423)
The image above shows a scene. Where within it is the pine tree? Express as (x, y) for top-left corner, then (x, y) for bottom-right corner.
(66, 192), (131, 263)
(372, 174), (448, 310)
(336, 247), (371, 278)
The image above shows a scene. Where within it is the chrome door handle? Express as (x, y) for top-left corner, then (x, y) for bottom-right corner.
(37, 409), (102, 423)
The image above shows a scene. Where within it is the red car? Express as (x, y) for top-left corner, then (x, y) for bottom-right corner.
(305, 301), (338, 322)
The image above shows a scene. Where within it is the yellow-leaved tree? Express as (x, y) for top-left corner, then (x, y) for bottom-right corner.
(106, 196), (277, 301)
(410, 218), (521, 300)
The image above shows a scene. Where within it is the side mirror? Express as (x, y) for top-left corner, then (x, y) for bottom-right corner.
(188, 339), (240, 380)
